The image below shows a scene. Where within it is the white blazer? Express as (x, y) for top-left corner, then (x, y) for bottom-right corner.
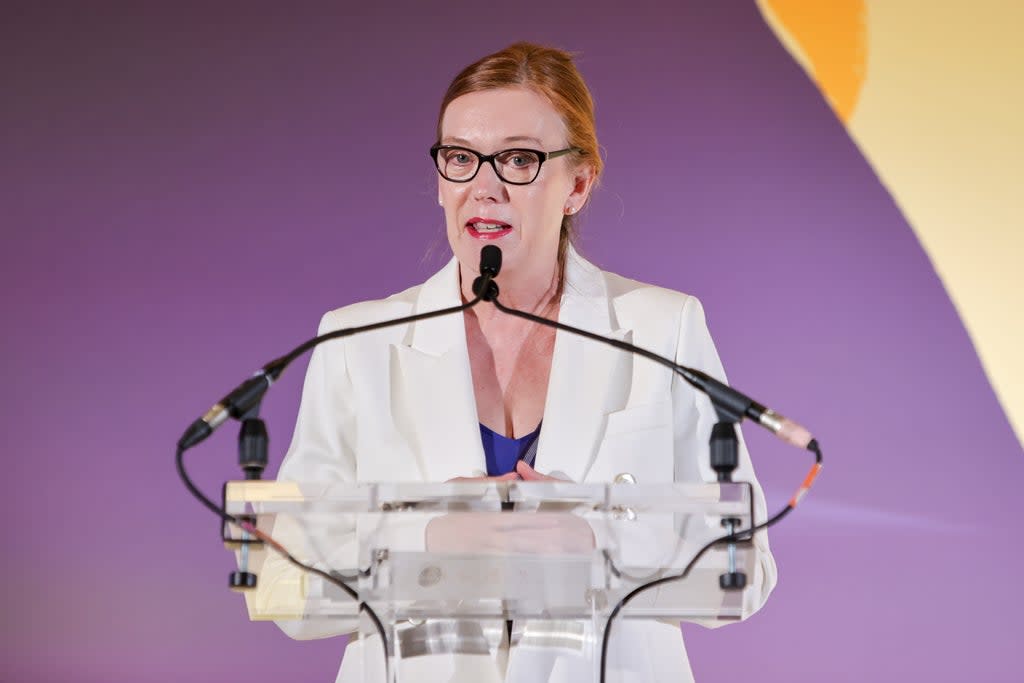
(275, 247), (777, 682)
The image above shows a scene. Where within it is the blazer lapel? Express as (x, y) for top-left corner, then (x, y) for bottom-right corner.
(537, 248), (633, 483)
(389, 258), (486, 482)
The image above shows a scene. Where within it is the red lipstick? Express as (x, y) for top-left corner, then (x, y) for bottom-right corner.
(466, 217), (513, 240)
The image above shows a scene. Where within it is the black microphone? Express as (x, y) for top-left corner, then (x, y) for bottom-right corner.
(674, 367), (813, 449)
(177, 371), (274, 450)
(471, 245), (502, 301)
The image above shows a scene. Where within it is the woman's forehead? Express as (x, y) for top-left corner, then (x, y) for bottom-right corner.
(440, 87), (567, 147)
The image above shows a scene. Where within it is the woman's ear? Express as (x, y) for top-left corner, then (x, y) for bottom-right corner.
(568, 163), (596, 212)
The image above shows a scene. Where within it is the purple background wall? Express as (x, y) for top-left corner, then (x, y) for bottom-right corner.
(2, 2), (1021, 681)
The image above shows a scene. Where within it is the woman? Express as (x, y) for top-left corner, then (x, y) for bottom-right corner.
(275, 42), (776, 682)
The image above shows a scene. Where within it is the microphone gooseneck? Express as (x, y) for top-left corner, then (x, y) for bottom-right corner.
(176, 253), (496, 452)
(480, 260), (814, 450)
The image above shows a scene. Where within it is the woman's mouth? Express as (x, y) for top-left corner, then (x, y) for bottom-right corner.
(466, 219), (513, 240)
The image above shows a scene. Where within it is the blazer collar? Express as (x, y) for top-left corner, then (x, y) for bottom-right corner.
(404, 255), (464, 355)
(407, 245), (620, 349)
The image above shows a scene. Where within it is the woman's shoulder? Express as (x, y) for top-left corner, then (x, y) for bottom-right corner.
(602, 269), (698, 309)
(569, 248), (700, 311)
(316, 282), (424, 335)
(316, 259), (458, 335)
(589, 265), (720, 368)
(565, 250), (711, 345)
(605, 271), (710, 348)
(585, 261), (705, 322)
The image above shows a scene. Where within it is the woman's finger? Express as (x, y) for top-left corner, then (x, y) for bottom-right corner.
(515, 460), (560, 481)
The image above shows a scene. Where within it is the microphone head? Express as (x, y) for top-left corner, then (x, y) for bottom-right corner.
(479, 245), (502, 277)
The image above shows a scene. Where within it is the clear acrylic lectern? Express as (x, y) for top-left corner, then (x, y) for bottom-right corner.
(224, 480), (759, 682)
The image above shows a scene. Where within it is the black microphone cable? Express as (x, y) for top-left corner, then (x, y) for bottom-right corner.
(491, 296), (814, 449)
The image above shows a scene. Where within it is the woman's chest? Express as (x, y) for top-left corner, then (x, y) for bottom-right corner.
(466, 320), (557, 437)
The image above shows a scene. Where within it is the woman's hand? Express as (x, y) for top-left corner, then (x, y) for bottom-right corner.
(514, 460), (564, 481)
(441, 461), (565, 483)
(445, 471), (520, 483)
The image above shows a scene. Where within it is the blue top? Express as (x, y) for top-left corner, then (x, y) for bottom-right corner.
(479, 423), (541, 476)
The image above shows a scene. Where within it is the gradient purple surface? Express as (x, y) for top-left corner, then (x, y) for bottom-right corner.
(2, 2), (1021, 682)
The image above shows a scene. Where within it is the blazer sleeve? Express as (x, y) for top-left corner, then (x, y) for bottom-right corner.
(259, 312), (362, 640)
(672, 295), (778, 625)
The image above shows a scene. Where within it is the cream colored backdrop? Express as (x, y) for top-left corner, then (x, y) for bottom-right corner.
(758, 0), (1024, 448)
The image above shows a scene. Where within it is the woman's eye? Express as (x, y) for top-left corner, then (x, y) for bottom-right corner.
(500, 151), (536, 167)
(443, 150), (474, 166)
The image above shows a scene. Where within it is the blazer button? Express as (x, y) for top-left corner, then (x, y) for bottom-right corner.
(611, 473), (637, 521)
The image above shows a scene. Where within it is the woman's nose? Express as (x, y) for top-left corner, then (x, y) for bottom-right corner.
(471, 160), (508, 202)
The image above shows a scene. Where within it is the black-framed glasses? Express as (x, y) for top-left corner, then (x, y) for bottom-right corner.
(429, 145), (582, 185)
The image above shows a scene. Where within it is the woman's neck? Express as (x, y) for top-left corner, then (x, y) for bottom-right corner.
(460, 259), (561, 322)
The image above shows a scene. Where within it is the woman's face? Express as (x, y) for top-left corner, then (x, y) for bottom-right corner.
(438, 87), (592, 286)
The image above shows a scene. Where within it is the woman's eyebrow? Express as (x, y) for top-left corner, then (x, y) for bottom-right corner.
(440, 136), (474, 146)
